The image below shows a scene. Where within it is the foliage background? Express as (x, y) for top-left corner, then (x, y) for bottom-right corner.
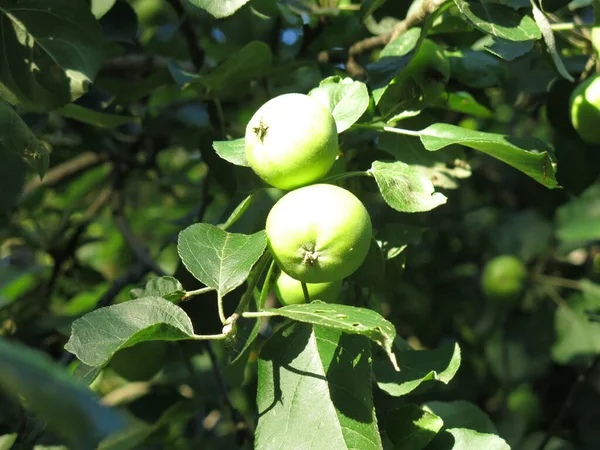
(1, 0), (600, 449)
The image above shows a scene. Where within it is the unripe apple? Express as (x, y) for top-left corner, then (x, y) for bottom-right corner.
(274, 271), (343, 305)
(266, 184), (372, 283)
(245, 93), (338, 190)
(481, 255), (527, 303)
(570, 74), (600, 144)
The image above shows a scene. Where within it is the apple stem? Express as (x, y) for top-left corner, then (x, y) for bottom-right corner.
(301, 282), (311, 303)
(320, 170), (370, 183)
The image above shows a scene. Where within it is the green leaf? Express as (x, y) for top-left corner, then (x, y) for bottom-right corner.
(555, 182), (600, 245)
(415, 123), (560, 189)
(0, 101), (49, 177)
(454, 0), (541, 41)
(186, 0), (252, 18)
(65, 297), (196, 367)
(360, 0), (388, 20)
(423, 401), (497, 434)
(426, 428), (510, 450)
(57, 104), (139, 129)
(439, 91), (493, 118)
(309, 76), (369, 133)
(261, 301), (399, 370)
(484, 36), (536, 61)
(446, 50), (506, 89)
(0, 434), (17, 450)
(256, 323), (383, 450)
(530, 1), (574, 81)
(368, 160), (448, 213)
(218, 192), (257, 230)
(0, 0), (105, 111)
(552, 290), (600, 365)
(386, 405), (443, 450)
(377, 132), (471, 190)
(0, 338), (127, 449)
(129, 277), (185, 303)
(212, 138), (249, 167)
(177, 224), (267, 296)
(91, 0), (116, 19)
(184, 41), (271, 93)
(374, 341), (461, 397)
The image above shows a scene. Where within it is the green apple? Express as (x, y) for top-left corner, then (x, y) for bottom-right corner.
(266, 184), (372, 283)
(570, 74), (600, 144)
(481, 255), (527, 303)
(110, 340), (167, 382)
(274, 271), (343, 305)
(245, 93), (338, 190)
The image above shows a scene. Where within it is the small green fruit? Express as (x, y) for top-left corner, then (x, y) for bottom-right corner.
(245, 93), (338, 190)
(266, 184), (372, 283)
(274, 271), (343, 305)
(110, 340), (167, 382)
(570, 74), (600, 144)
(481, 255), (527, 302)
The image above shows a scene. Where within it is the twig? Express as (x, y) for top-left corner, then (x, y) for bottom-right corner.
(536, 354), (600, 450)
(23, 152), (107, 196)
(165, 0), (205, 71)
(318, 0), (448, 77)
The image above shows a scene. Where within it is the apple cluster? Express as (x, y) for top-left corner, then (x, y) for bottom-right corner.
(245, 94), (372, 306)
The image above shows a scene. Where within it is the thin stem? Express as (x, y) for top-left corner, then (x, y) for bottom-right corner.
(320, 170), (371, 184)
(241, 311), (277, 318)
(191, 333), (228, 340)
(183, 286), (215, 300)
(217, 293), (226, 324)
(535, 275), (584, 291)
(382, 126), (422, 137)
(301, 282), (311, 303)
(549, 22), (591, 31)
(235, 252), (272, 315)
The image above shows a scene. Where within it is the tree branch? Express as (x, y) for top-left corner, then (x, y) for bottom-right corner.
(318, 0), (448, 78)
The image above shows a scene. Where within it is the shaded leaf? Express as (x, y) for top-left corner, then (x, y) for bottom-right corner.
(447, 50), (505, 89)
(484, 36), (536, 61)
(0, 0), (105, 110)
(375, 341), (461, 397)
(309, 76), (369, 133)
(65, 297), (196, 367)
(178, 224), (267, 296)
(555, 182), (600, 245)
(386, 405), (443, 450)
(57, 104), (139, 129)
(186, 0), (252, 18)
(426, 428), (510, 450)
(212, 138), (249, 167)
(262, 301), (399, 370)
(439, 91), (493, 118)
(91, 0), (116, 19)
(0, 338), (126, 449)
(0, 101), (49, 177)
(368, 161), (448, 213)
(414, 123), (559, 189)
(423, 401), (496, 434)
(256, 324), (383, 450)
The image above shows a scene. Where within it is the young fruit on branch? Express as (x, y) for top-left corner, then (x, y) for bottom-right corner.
(481, 255), (527, 303)
(266, 184), (372, 283)
(274, 271), (343, 306)
(570, 74), (600, 144)
(245, 93), (338, 190)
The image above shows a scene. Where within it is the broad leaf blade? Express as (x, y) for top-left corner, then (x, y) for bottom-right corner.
(0, 434), (16, 450)
(178, 224), (267, 296)
(256, 324), (383, 450)
(375, 341), (461, 397)
(427, 428), (510, 450)
(0, 0), (105, 110)
(423, 401), (497, 434)
(0, 338), (127, 449)
(263, 301), (399, 370)
(555, 182), (600, 245)
(57, 105), (139, 129)
(309, 76), (369, 133)
(212, 138), (249, 167)
(454, 0), (541, 42)
(65, 297), (195, 367)
(186, 0), (251, 18)
(369, 160), (448, 212)
(417, 123), (559, 189)
(386, 405), (443, 450)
